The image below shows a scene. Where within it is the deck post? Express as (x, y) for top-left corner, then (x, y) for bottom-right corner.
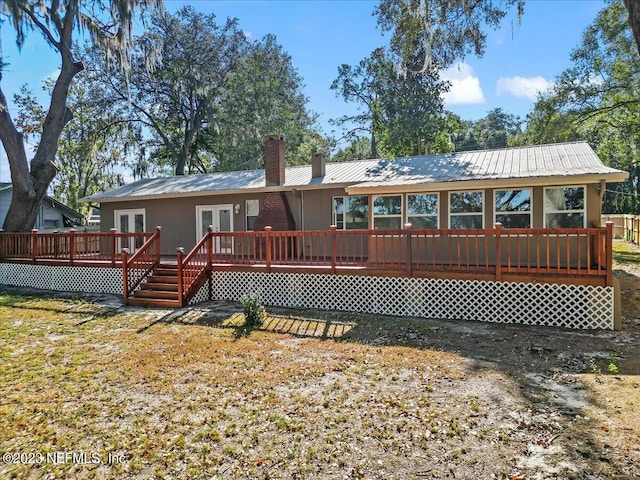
(121, 248), (129, 304)
(110, 228), (117, 267)
(207, 226), (213, 267)
(494, 223), (502, 281)
(330, 225), (337, 274)
(265, 226), (272, 273)
(176, 247), (184, 306)
(31, 229), (38, 264)
(69, 228), (76, 266)
(405, 223), (413, 277)
(155, 226), (162, 264)
(605, 221), (613, 287)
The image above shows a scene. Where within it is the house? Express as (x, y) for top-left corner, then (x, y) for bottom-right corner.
(81, 136), (628, 255)
(0, 183), (84, 231)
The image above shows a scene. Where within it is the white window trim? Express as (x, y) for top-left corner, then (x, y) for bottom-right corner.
(245, 199), (260, 231)
(543, 185), (586, 228)
(406, 192), (439, 229)
(448, 190), (484, 229)
(373, 194), (403, 230)
(493, 188), (533, 228)
(332, 195), (369, 230)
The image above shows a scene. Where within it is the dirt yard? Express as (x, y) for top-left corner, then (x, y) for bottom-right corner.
(1, 240), (639, 479)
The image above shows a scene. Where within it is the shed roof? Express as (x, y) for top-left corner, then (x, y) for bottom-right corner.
(81, 142), (628, 203)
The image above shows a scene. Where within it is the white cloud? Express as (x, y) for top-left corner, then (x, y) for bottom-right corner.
(440, 62), (485, 105)
(496, 76), (550, 100)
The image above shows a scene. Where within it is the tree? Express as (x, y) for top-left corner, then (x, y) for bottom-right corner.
(208, 33), (322, 171)
(91, 6), (249, 176)
(450, 107), (521, 151)
(14, 78), (135, 219)
(375, 0), (523, 73)
(0, 0), (161, 232)
(515, 0), (640, 214)
(331, 47), (447, 158)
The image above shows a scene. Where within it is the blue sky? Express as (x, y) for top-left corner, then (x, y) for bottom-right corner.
(0, 0), (606, 182)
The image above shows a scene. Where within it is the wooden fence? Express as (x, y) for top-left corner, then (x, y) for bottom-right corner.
(601, 214), (640, 243)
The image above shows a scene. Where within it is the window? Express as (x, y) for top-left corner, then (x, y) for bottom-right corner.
(373, 195), (402, 229)
(332, 196), (369, 230)
(407, 193), (439, 228)
(449, 191), (483, 229)
(495, 189), (531, 228)
(544, 186), (585, 228)
(245, 199), (259, 231)
(43, 219), (60, 229)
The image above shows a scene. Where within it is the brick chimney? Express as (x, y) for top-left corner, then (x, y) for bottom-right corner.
(311, 152), (325, 178)
(252, 135), (296, 233)
(265, 134), (285, 186)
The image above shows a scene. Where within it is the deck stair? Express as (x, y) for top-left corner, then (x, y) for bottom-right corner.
(126, 263), (182, 308)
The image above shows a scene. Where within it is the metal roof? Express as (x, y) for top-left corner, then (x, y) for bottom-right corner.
(81, 142), (628, 203)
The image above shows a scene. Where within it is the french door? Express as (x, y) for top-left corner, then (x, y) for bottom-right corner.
(196, 205), (234, 254)
(114, 209), (146, 252)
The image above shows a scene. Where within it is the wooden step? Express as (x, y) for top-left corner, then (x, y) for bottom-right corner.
(126, 297), (181, 308)
(133, 290), (179, 300)
(146, 275), (179, 284)
(139, 282), (179, 292)
(154, 268), (179, 276)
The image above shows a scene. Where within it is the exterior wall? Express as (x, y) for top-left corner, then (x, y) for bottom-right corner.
(99, 182), (603, 255)
(102, 193), (268, 254)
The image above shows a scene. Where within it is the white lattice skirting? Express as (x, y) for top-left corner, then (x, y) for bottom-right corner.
(0, 263), (614, 330)
(0, 263), (122, 295)
(194, 271), (614, 330)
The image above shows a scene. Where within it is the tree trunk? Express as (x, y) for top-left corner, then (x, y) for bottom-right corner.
(624, 0), (640, 57)
(0, 58), (82, 231)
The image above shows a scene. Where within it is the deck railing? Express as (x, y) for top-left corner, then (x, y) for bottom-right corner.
(203, 222), (614, 286)
(177, 227), (213, 305)
(0, 228), (152, 266)
(121, 227), (162, 302)
(1, 223), (614, 289)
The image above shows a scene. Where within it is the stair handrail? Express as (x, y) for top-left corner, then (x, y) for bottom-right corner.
(122, 226), (162, 303)
(179, 226), (213, 305)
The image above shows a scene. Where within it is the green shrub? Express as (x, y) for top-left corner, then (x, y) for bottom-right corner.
(240, 291), (266, 329)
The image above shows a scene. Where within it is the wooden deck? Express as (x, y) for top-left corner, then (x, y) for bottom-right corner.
(0, 223), (614, 307)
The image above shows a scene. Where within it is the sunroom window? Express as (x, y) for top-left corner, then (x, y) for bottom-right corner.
(407, 193), (439, 228)
(544, 186), (585, 228)
(495, 189), (531, 228)
(373, 195), (402, 229)
(449, 191), (484, 229)
(332, 196), (369, 230)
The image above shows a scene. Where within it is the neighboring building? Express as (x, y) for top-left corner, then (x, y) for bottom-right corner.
(0, 183), (84, 231)
(81, 137), (628, 255)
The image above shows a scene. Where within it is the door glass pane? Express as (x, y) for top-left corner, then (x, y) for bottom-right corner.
(219, 209), (231, 232)
(120, 214), (129, 233)
(201, 210), (213, 236)
(134, 214), (144, 233)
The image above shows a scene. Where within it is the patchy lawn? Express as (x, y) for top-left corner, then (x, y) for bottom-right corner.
(1, 241), (639, 479)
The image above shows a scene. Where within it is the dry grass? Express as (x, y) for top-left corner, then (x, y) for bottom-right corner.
(2, 246), (640, 479)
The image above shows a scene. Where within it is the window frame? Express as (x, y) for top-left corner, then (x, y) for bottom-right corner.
(332, 195), (369, 230)
(406, 192), (439, 229)
(245, 199), (260, 231)
(543, 185), (587, 228)
(372, 194), (403, 230)
(448, 190), (484, 229)
(493, 188), (532, 229)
